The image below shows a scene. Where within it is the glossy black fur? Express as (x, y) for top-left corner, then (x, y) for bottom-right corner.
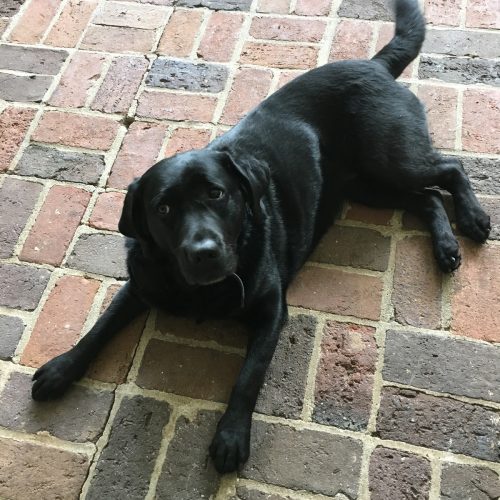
(31, 0), (490, 474)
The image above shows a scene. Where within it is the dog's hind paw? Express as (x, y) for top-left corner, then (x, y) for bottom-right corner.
(457, 207), (491, 243)
(434, 234), (461, 273)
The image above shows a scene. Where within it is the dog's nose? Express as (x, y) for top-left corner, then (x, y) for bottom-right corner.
(186, 239), (221, 264)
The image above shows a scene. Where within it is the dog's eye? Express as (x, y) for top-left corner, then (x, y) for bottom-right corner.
(209, 188), (224, 200)
(158, 204), (170, 215)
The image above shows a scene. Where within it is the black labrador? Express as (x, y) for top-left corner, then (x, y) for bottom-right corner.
(31, 0), (490, 473)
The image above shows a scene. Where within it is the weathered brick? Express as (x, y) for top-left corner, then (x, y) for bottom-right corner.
(287, 265), (383, 320)
(0, 73), (52, 103)
(451, 242), (500, 342)
(377, 387), (500, 462)
(89, 191), (125, 232)
(256, 314), (317, 419)
(8, 0), (61, 43)
(91, 56), (149, 114)
(146, 58), (228, 93)
(0, 177), (42, 258)
(441, 462), (500, 500)
(0, 263), (50, 311)
(0, 18), (8, 35)
(294, 0), (330, 16)
(384, 330), (500, 402)
(480, 197), (500, 241)
(21, 185), (91, 266)
(155, 410), (221, 499)
(32, 111), (120, 150)
(375, 23), (414, 78)
(240, 42), (318, 69)
(424, 0), (461, 26)
(157, 9), (203, 57)
(330, 19), (374, 61)
(66, 232), (128, 279)
(257, 0), (290, 14)
(250, 16), (326, 43)
(234, 485), (294, 499)
(0, 371), (114, 442)
(0, 0), (25, 17)
(276, 69), (304, 88)
(466, 0), (500, 29)
(165, 127), (211, 156)
(338, 0), (392, 21)
(0, 315), (24, 360)
(344, 202), (393, 226)
(0, 436), (89, 499)
(369, 447), (431, 500)
(391, 237), (442, 329)
(21, 274), (100, 367)
(423, 29), (499, 59)
(16, 144), (106, 185)
(314, 321), (377, 430)
(198, 12), (244, 62)
(459, 156), (500, 196)
(0, 45), (68, 74)
(177, 0), (251, 9)
(81, 25), (155, 53)
(137, 338), (243, 401)
(221, 67), (273, 126)
(241, 420), (363, 496)
(93, 1), (168, 29)
(87, 395), (171, 500)
(108, 121), (167, 189)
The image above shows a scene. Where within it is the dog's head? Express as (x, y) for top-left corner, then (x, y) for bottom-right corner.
(118, 149), (269, 286)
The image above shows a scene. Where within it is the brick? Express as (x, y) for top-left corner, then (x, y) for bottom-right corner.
(338, 0), (392, 21)
(0, 263), (50, 311)
(221, 67), (273, 126)
(423, 29), (499, 59)
(234, 485), (294, 499)
(0, 315), (24, 360)
(146, 58), (228, 93)
(330, 19), (374, 61)
(287, 266), (383, 320)
(425, 0), (461, 26)
(155, 410), (221, 499)
(311, 225), (391, 271)
(377, 387), (500, 462)
(344, 202), (393, 225)
(313, 321), (377, 431)
(375, 23), (414, 78)
(45, 0), (99, 47)
(89, 191), (125, 232)
(137, 338), (243, 401)
(21, 275), (100, 367)
(87, 395), (171, 500)
(177, 0), (251, 9)
(48, 52), (106, 108)
(0, 436), (89, 500)
(0, 45), (68, 74)
(81, 25), (155, 53)
(16, 144), (106, 185)
(241, 420), (363, 496)
(480, 197), (500, 241)
(460, 156), (500, 196)
(0, 371), (114, 442)
(0, 73), (52, 102)
(384, 330), (500, 402)
(256, 314), (317, 419)
(392, 237), (442, 329)
(198, 12), (244, 62)
(136, 90), (218, 121)
(0, 0), (25, 17)
(108, 121), (167, 189)
(257, 0), (290, 13)
(9, 0), (61, 43)
(441, 462), (500, 500)
(451, 242), (500, 342)
(240, 42), (318, 69)
(462, 89), (500, 155)
(157, 9), (203, 57)
(250, 16), (326, 43)
(369, 447), (431, 500)
(164, 127), (211, 156)
(66, 232), (128, 279)
(466, 0), (500, 29)
(0, 177), (42, 258)
(0, 107), (35, 170)
(294, 0), (330, 16)
(0, 18), (8, 35)
(93, 1), (168, 29)
(91, 56), (149, 114)
(20, 185), (91, 266)
(277, 69), (304, 88)
(417, 85), (457, 150)
(32, 111), (120, 150)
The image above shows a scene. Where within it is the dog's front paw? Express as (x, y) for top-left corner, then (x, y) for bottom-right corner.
(457, 207), (491, 243)
(209, 420), (250, 474)
(434, 234), (461, 273)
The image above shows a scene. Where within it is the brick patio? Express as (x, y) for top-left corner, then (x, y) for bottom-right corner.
(0, 0), (499, 498)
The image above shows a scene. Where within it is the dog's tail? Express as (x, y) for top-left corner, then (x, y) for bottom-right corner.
(372, 0), (426, 79)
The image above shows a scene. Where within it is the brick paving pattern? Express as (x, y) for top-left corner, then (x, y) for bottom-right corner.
(0, 0), (499, 498)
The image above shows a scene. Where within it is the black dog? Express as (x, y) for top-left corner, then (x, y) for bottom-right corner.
(31, 0), (490, 473)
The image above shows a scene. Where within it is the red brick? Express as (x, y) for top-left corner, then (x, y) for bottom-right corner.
(376, 23), (414, 78)
(221, 67), (273, 125)
(81, 25), (155, 53)
(344, 202), (393, 225)
(0, 107), (36, 172)
(277, 69), (305, 88)
(418, 85), (458, 150)
(294, 0), (330, 16)
(250, 16), (326, 43)
(240, 42), (318, 69)
(198, 12), (244, 62)
(9, 0), (61, 43)
(108, 121), (167, 189)
(287, 265), (383, 320)
(89, 191), (125, 232)
(466, 0), (499, 29)
(32, 111), (120, 150)
(21, 275), (100, 367)
(257, 0), (290, 14)
(157, 9), (204, 57)
(451, 242), (500, 342)
(165, 127), (211, 156)
(48, 52), (106, 108)
(45, 0), (99, 47)
(462, 88), (500, 154)
(330, 19), (375, 61)
(425, 0), (462, 26)
(20, 185), (91, 266)
(136, 90), (217, 122)
(93, 1), (168, 29)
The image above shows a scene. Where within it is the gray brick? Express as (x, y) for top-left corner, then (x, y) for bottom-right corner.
(241, 420), (363, 497)
(0, 73), (53, 102)
(16, 145), (105, 185)
(480, 197), (500, 241)
(67, 233), (128, 279)
(146, 58), (228, 93)
(175, 0), (252, 11)
(234, 486), (294, 499)
(0, 263), (51, 311)
(0, 0), (24, 17)
(441, 462), (500, 500)
(0, 45), (68, 75)
(156, 410), (221, 499)
(0, 177), (42, 258)
(0, 315), (24, 360)
(458, 155), (500, 196)
(383, 330), (500, 402)
(87, 395), (171, 500)
(377, 388), (500, 462)
(338, 0), (392, 21)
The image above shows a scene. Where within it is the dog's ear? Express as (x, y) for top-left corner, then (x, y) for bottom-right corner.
(118, 178), (148, 239)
